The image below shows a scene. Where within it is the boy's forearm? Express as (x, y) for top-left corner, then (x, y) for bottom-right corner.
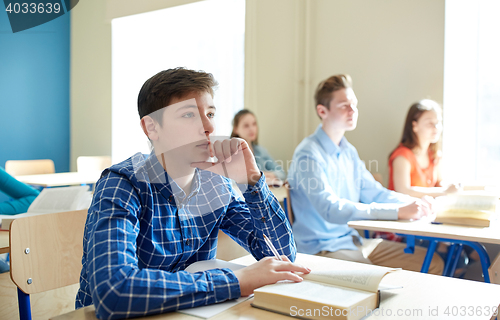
(90, 266), (240, 319)
(243, 181), (296, 261)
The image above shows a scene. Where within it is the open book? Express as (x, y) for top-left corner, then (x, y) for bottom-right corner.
(252, 263), (397, 320)
(0, 186), (92, 229)
(434, 192), (498, 227)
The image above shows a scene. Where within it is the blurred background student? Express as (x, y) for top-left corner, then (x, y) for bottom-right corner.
(388, 99), (461, 197)
(383, 99), (470, 275)
(0, 166), (40, 273)
(231, 109), (285, 185)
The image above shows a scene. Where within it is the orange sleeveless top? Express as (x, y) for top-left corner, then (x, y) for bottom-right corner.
(388, 145), (439, 191)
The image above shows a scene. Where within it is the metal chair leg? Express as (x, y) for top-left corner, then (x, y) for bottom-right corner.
(17, 288), (31, 320)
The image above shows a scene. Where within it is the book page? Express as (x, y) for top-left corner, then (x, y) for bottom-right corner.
(434, 193), (498, 213)
(27, 186), (91, 213)
(303, 267), (397, 293)
(179, 259), (252, 319)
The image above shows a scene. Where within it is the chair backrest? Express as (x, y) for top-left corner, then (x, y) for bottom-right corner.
(284, 181), (294, 225)
(9, 209), (87, 294)
(5, 159), (55, 176)
(77, 156), (112, 173)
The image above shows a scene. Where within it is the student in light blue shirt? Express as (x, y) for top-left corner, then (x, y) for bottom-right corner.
(287, 74), (444, 275)
(231, 109), (285, 185)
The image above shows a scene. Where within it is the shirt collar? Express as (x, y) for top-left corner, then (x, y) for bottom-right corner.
(145, 150), (201, 204)
(313, 124), (347, 157)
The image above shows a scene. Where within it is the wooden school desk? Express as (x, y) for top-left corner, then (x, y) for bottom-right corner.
(15, 171), (101, 188)
(348, 219), (500, 283)
(52, 253), (500, 320)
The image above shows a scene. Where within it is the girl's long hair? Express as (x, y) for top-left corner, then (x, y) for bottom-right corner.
(391, 99), (442, 161)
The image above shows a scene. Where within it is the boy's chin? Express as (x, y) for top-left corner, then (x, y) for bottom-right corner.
(190, 150), (211, 163)
(345, 124), (357, 131)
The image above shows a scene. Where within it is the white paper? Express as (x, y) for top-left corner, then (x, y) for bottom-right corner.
(27, 186), (91, 213)
(1, 186), (92, 229)
(179, 259), (252, 319)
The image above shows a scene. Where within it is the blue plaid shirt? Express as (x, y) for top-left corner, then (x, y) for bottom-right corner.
(76, 152), (295, 319)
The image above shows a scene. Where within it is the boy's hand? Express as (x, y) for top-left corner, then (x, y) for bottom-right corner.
(397, 199), (432, 220)
(444, 183), (462, 194)
(191, 137), (262, 185)
(233, 256), (311, 296)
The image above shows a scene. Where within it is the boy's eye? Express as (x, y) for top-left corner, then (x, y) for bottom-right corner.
(182, 112), (195, 118)
(207, 112), (215, 119)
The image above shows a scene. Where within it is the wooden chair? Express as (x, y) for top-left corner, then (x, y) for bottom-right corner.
(9, 209), (87, 320)
(76, 156), (111, 173)
(5, 159), (55, 176)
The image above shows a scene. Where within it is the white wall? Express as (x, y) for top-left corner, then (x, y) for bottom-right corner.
(311, 0), (445, 183)
(70, 0), (112, 171)
(71, 0), (445, 184)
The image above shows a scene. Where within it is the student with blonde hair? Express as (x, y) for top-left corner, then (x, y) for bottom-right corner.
(287, 74), (444, 274)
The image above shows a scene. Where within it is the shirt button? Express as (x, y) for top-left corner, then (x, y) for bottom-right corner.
(261, 217), (266, 223)
(185, 239), (190, 246)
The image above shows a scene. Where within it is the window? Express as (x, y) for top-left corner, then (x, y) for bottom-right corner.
(443, 0), (500, 185)
(111, 0), (245, 163)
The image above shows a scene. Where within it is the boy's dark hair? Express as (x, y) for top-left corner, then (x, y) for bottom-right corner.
(314, 74), (352, 110)
(138, 67), (218, 125)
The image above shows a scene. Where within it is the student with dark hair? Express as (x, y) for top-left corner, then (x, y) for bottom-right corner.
(231, 109), (285, 185)
(388, 99), (460, 197)
(76, 67), (308, 319)
(287, 74), (444, 274)
(384, 100), (468, 273)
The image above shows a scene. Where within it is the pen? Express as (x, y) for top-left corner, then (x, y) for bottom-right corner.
(263, 234), (283, 261)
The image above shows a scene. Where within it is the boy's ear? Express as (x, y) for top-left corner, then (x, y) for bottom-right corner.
(316, 104), (328, 120)
(140, 116), (159, 141)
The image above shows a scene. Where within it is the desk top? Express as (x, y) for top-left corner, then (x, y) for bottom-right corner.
(15, 172), (101, 187)
(52, 253), (500, 320)
(349, 219), (500, 245)
(0, 231), (8, 254)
